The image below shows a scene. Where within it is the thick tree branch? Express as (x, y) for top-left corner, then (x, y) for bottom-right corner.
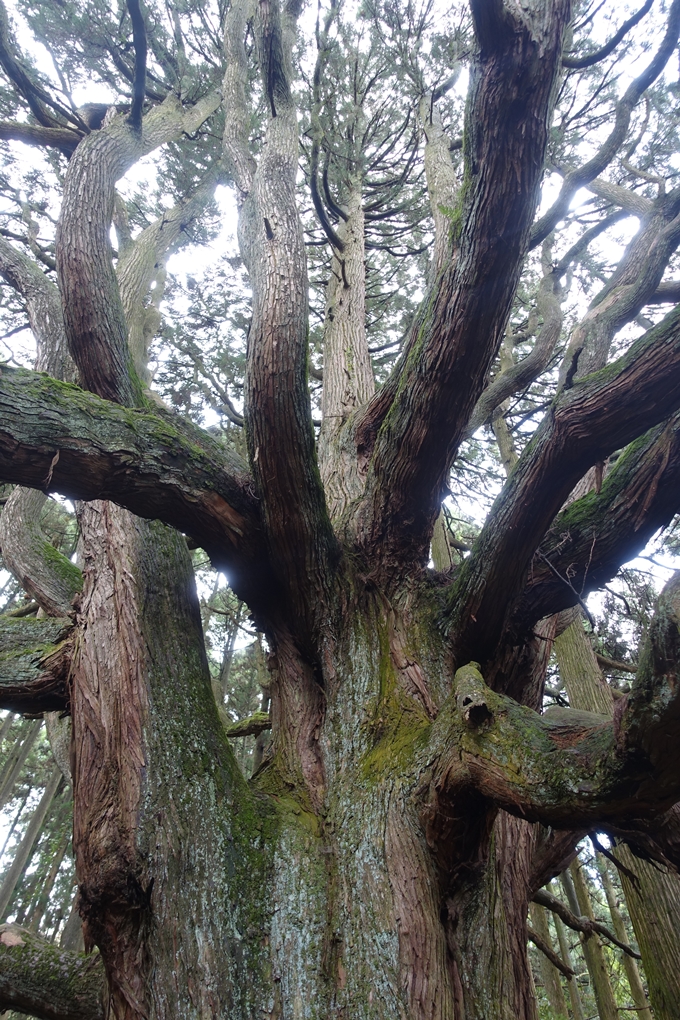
(512, 411), (680, 632)
(0, 121), (82, 151)
(531, 0), (680, 249)
(562, 0), (655, 69)
(56, 92), (220, 405)
(126, 0), (147, 132)
(0, 615), (72, 713)
(353, 0), (571, 574)
(449, 303), (680, 669)
(0, 923), (104, 1020)
(532, 888), (641, 959)
(424, 662), (680, 835)
(0, 367), (270, 604)
(238, 0), (337, 649)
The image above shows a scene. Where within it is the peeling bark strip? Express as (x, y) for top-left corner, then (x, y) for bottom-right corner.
(72, 502), (152, 1018)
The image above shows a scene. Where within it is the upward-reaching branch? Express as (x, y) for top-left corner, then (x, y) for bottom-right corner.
(226, 0), (336, 649)
(56, 93), (220, 406)
(352, 0), (570, 576)
(126, 0), (147, 132)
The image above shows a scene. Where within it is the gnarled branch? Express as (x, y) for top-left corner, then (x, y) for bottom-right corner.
(0, 367), (270, 604)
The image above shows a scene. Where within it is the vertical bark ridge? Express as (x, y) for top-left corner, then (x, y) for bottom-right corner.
(73, 503), (274, 1019)
(318, 190), (375, 520)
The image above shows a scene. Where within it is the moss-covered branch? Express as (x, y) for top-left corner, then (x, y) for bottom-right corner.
(224, 711), (271, 738)
(0, 366), (273, 603)
(424, 661), (680, 836)
(449, 304), (680, 671)
(0, 616), (72, 712)
(0, 923), (104, 1020)
(512, 412), (680, 632)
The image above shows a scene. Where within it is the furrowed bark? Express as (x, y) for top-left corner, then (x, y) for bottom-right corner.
(449, 304), (680, 670)
(0, 616), (72, 713)
(0, 367), (270, 601)
(71, 504), (274, 1019)
(318, 188), (375, 520)
(352, 0), (570, 574)
(0, 922), (104, 1020)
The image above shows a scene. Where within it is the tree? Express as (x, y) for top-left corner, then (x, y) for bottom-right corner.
(2, 0), (680, 1017)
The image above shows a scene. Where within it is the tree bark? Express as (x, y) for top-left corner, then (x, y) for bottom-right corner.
(554, 612), (680, 1020)
(0, 922), (104, 1020)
